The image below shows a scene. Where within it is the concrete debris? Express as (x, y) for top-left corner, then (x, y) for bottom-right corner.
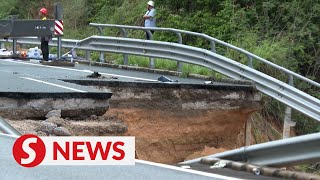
(46, 117), (68, 127)
(36, 131), (47, 136)
(38, 121), (57, 135)
(53, 127), (72, 136)
(105, 121), (128, 133)
(103, 114), (119, 121)
(45, 109), (62, 119)
(87, 71), (102, 78)
(90, 115), (98, 120)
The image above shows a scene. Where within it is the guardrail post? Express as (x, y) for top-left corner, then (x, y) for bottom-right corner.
(176, 32), (183, 72)
(245, 118), (252, 146)
(10, 15), (18, 55)
(0, 40), (7, 49)
(57, 37), (62, 60)
(55, 3), (63, 61)
(146, 30), (154, 69)
(247, 55), (253, 68)
(86, 51), (91, 61)
(97, 26), (103, 35)
(99, 51), (104, 63)
(120, 28), (128, 65)
(12, 38), (17, 55)
(96, 26), (105, 63)
(210, 40), (216, 53)
(283, 75), (295, 139)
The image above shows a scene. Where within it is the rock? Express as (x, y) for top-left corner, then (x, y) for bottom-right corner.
(53, 127), (72, 136)
(36, 131), (47, 136)
(46, 117), (68, 127)
(100, 114), (118, 121)
(105, 121), (128, 133)
(46, 110), (62, 119)
(90, 115), (98, 120)
(39, 121), (57, 135)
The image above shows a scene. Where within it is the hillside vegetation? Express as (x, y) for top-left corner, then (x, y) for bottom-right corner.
(0, 0), (319, 134)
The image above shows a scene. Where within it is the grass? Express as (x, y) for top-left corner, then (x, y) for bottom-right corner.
(295, 164), (320, 175)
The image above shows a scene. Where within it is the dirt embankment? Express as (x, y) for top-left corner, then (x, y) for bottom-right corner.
(93, 82), (261, 164)
(106, 108), (251, 164)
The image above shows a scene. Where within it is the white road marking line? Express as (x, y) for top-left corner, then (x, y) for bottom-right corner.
(136, 159), (245, 180)
(3, 59), (158, 82)
(20, 77), (87, 93)
(99, 72), (158, 82)
(0, 70), (12, 73)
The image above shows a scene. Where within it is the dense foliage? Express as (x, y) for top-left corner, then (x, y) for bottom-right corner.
(0, 0), (319, 134)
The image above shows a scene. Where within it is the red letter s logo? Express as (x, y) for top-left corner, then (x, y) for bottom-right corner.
(12, 134), (46, 168)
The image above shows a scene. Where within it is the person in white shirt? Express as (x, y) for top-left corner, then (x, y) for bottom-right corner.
(143, 1), (156, 40)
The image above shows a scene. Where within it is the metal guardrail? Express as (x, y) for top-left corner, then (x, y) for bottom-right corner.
(0, 117), (21, 136)
(180, 132), (320, 167)
(0, 34), (319, 121)
(0, 37), (78, 49)
(89, 23), (320, 89)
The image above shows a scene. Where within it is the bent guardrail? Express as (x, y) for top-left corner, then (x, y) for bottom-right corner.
(180, 132), (320, 167)
(89, 23), (320, 89)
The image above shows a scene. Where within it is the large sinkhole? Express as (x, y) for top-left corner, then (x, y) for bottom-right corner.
(7, 79), (262, 164)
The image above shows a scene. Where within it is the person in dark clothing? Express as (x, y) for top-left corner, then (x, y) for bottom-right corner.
(41, 39), (49, 61)
(39, 8), (49, 61)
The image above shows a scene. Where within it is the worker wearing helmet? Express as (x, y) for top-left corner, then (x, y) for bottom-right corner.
(143, 1), (156, 40)
(39, 8), (47, 20)
(39, 8), (49, 62)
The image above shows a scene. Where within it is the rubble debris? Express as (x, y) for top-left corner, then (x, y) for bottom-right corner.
(87, 71), (102, 78)
(45, 109), (62, 119)
(90, 115), (98, 120)
(46, 117), (68, 127)
(38, 121), (57, 135)
(53, 127), (72, 136)
(105, 121), (128, 133)
(36, 131), (47, 136)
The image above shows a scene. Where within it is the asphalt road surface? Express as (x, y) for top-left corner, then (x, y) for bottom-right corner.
(0, 59), (211, 93)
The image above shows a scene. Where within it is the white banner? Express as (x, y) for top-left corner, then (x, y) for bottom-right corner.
(12, 135), (135, 167)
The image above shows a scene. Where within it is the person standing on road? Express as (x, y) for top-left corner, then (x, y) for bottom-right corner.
(143, 1), (156, 40)
(39, 8), (49, 62)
